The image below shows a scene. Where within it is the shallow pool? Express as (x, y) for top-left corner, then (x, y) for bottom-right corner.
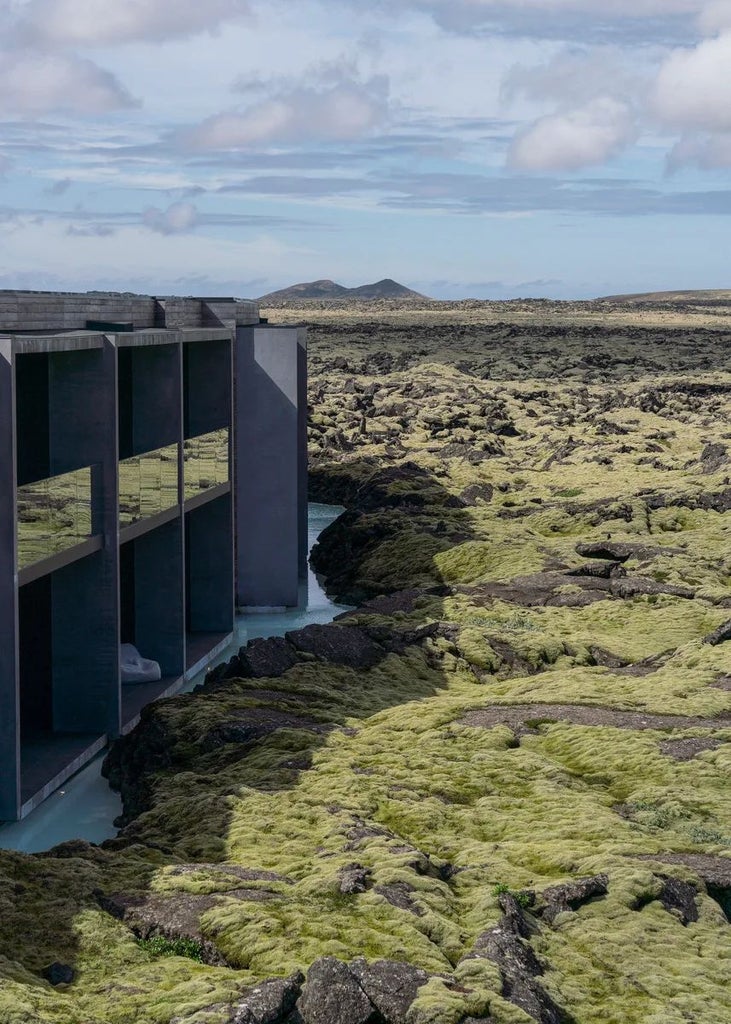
(0, 503), (347, 853)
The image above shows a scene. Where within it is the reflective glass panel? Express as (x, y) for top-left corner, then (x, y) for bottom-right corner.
(119, 443), (179, 528)
(17, 466), (94, 570)
(183, 428), (229, 501)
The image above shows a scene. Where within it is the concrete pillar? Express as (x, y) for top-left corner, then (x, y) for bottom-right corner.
(234, 326), (307, 608)
(48, 340), (120, 737)
(0, 339), (19, 820)
(297, 331), (308, 580)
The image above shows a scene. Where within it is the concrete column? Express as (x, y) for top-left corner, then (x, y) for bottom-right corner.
(48, 341), (120, 736)
(297, 330), (308, 580)
(234, 326), (307, 608)
(0, 339), (19, 820)
(186, 495), (233, 634)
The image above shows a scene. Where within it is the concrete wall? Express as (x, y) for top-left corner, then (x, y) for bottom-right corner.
(0, 339), (19, 820)
(0, 292), (260, 334)
(234, 325), (307, 608)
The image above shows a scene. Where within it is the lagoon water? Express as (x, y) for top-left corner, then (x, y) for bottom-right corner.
(0, 503), (347, 854)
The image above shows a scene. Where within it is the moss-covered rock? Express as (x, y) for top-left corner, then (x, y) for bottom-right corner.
(3, 299), (731, 1024)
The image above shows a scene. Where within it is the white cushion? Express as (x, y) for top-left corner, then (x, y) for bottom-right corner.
(120, 643), (162, 685)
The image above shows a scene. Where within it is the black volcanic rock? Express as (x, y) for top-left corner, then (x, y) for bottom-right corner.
(42, 963), (75, 986)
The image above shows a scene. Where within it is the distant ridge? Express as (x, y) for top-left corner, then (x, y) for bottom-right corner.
(598, 288), (731, 303)
(259, 278), (428, 302)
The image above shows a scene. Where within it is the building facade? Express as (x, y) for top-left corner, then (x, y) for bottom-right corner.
(0, 291), (307, 822)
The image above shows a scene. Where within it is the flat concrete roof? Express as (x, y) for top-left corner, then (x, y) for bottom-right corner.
(9, 333), (105, 354)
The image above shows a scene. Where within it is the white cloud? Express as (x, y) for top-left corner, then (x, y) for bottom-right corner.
(502, 47), (647, 107)
(0, 50), (136, 114)
(183, 76), (390, 149)
(509, 97), (636, 170)
(652, 31), (731, 132)
(698, 0), (731, 34)
(15, 0), (250, 46)
(143, 201), (199, 234)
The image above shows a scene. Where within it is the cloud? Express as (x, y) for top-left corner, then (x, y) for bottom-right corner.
(375, 170), (731, 217)
(15, 0), (251, 46)
(0, 50), (136, 114)
(143, 201), (199, 234)
(502, 47), (647, 107)
(698, 1), (731, 33)
(509, 97), (637, 171)
(163, 164), (731, 219)
(0, 215), (317, 294)
(338, 0), (706, 42)
(66, 223), (116, 237)
(652, 31), (731, 132)
(667, 131), (731, 169)
(182, 75), (390, 149)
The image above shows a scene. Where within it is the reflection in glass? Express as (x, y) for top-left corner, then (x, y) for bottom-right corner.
(184, 428), (229, 501)
(17, 466), (94, 570)
(119, 443), (179, 528)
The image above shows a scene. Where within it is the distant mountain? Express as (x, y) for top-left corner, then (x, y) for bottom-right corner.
(348, 279), (427, 300)
(598, 288), (731, 304)
(259, 278), (428, 302)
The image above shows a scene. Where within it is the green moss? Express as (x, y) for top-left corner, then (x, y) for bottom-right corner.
(4, 309), (731, 1023)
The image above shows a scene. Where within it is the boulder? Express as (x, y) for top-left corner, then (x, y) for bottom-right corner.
(231, 974), (304, 1024)
(462, 895), (568, 1024)
(286, 625), (384, 670)
(538, 875), (609, 926)
(296, 958), (379, 1024)
(704, 619), (731, 646)
(657, 877), (699, 926)
(350, 958), (430, 1022)
(338, 863), (372, 895)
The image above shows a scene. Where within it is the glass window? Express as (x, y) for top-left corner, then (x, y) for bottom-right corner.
(119, 443), (179, 528)
(183, 428), (230, 501)
(17, 466), (94, 570)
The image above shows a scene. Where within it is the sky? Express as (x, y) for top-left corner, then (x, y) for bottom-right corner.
(0, 0), (730, 300)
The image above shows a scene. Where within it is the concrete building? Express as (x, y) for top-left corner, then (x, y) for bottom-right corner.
(0, 291), (307, 822)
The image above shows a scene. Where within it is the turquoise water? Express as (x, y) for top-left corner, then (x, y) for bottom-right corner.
(0, 503), (347, 853)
